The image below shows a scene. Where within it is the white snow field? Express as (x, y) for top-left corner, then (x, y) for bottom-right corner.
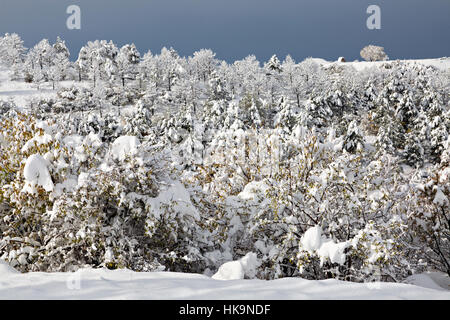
(0, 265), (449, 300)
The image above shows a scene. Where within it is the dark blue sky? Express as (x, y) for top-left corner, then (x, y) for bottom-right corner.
(1, 0), (449, 62)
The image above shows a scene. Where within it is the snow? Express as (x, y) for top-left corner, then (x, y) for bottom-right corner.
(212, 253), (259, 280)
(238, 180), (270, 201)
(21, 132), (53, 153)
(317, 240), (347, 266)
(0, 259), (19, 277)
(332, 57), (450, 72)
(147, 180), (200, 221)
(405, 272), (450, 291)
(22, 154), (54, 193)
(300, 226), (348, 266)
(110, 135), (140, 161)
(1, 52), (450, 300)
(433, 188), (448, 206)
(53, 178), (78, 197)
(0, 267), (448, 300)
(300, 226), (323, 252)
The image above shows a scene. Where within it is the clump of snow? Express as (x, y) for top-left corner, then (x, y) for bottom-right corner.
(238, 180), (270, 201)
(433, 188), (448, 206)
(212, 252), (260, 280)
(111, 136), (140, 161)
(147, 181), (200, 222)
(21, 132), (53, 153)
(53, 178), (78, 197)
(22, 154), (54, 193)
(0, 259), (19, 277)
(368, 190), (384, 201)
(300, 226), (348, 266)
(77, 172), (90, 187)
(317, 240), (347, 266)
(300, 226), (323, 252)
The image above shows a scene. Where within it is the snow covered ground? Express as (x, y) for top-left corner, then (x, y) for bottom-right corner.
(1, 259), (449, 300)
(314, 57), (450, 72)
(0, 265), (449, 300)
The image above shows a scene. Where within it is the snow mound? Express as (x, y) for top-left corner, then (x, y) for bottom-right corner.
(405, 272), (450, 291)
(0, 259), (19, 277)
(212, 252), (259, 280)
(111, 136), (140, 161)
(22, 154), (54, 193)
(0, 268), (450, 299)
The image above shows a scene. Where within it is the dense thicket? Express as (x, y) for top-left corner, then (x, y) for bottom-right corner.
(0, 34), (449, 281)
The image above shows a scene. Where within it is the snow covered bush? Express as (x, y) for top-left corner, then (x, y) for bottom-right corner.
(0, 114), (211, 272)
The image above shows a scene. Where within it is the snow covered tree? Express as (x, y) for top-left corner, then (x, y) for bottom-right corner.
(360, 45), (389, 62)
(265, 55), (282, 74)
(157, 47), (183, 92)
(116, 44), (141, 87)
(0, 33), (26, 67)
(189, 49), (218, 82)
(76, 40), (118, 85)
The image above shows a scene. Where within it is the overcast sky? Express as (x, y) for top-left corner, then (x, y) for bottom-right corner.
(1, 0), (449, 62)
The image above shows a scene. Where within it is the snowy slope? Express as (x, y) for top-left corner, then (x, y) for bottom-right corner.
(0, 65), (90, 109)
(321, 57), (450, 72)
(0, 268), (449, 300)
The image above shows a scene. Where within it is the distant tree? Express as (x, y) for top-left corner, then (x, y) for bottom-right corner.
(48, 37), (71, 88)
(0, 33), (26, 67)
(23, 39), (54, 86)
(53, 36), (70, 60)
(360, 45), (389, 62)
(116, 44), (141, 87)
(189, 49), (218, 82)
(264, 54), (282, 74)
(76, 40), (118, 85)
(158, 47), (182, 92)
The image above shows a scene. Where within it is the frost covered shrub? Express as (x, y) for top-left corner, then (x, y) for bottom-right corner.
(0, 112), (72, 271)
(0, 100), (14, 116)
(48, 156), (161, 271)
(122, 101), (155, 140)
(0, 113), (211, 272)
(53, 86), (95, 114)
(400, 162), (450, 276)
(194, 127), (413, 281)
(104, 83), (143, 107)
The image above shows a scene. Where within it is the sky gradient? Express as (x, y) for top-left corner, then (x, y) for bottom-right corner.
(1, 0), (449, 63)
